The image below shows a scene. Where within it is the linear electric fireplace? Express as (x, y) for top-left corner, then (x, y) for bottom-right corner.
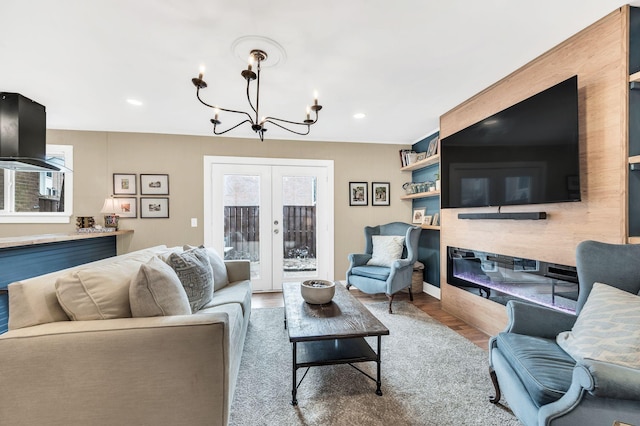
(447, 246), (579, 313)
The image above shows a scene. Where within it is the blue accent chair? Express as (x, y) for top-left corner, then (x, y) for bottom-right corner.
(489, 240), (640, 426)
(346, 222), (421, 313)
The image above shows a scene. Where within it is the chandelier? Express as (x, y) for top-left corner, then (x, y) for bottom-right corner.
(191, 49), (322, 141)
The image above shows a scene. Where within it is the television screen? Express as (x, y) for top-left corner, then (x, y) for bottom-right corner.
(440, 75), (580, 209)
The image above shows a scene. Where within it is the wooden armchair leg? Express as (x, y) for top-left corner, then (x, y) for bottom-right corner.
(386, 293), (395, 314)
(407, 286), (414, 301)
(489, 368), (501, 404)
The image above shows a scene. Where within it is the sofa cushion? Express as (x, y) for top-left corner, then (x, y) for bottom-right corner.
(130, 256), (191, 317)
(557, 282), (640, 369)
(350, 265), (391, 281)
(367, 235), (405, 267)
(167, 248), (214, 312)
(200, 279), (252, 317)
(8, 278), (70, 330)
(184, 245), (229, 291)
(55, 259), (142, 320)
(156, 246), (184, 263)
(7, 245), (170, 330)
(496, 332), (575, 407)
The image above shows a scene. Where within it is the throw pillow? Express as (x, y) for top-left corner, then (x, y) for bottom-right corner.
(557, 282), (640, 369)
(129, 256), (191, 317)
(367, 235), (405, 267)
(167, 247), (214, 312)
(55, 259), (142, 320)
(184, 244), (229, 291)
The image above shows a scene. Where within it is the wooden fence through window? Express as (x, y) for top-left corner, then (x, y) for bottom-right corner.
(224, 205), (316, 260)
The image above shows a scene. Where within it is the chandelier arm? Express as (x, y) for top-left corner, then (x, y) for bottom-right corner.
(213, 119), (253, 135)
(265, 112), (319, 126)
(245, 79), (258, 116)
(264, 119), (311, 136)
(197, 88), (255, 123)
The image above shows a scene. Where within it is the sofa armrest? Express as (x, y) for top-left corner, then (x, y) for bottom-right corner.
(504, 300), (577, 338)
(0, 313), (232, 425)
(538, 363), (640, 425)
(393, 258), (413, 269)
(348, 253), (371, 268)
(579, 360), (640, 400)
(225, 259), (250, 282)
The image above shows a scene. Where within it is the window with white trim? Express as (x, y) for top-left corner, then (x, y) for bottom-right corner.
(0, 144), (73, 223)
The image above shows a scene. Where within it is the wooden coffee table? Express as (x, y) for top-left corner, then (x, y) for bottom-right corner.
(282, 281), (390, 405)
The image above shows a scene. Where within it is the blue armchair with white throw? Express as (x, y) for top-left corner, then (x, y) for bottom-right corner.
(346, 222), (421, 313)
(488, 240), (640, 426)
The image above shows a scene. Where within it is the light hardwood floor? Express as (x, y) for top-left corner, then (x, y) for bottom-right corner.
(252, 288), (491, 350)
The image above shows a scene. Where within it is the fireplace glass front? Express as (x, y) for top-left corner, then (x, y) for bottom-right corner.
(447, 246), (578, 313)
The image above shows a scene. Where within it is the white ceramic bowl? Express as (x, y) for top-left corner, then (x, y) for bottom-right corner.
(300, 280), (336, 304)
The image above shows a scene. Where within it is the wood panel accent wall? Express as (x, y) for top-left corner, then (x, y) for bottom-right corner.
(439, 7), (629, 335)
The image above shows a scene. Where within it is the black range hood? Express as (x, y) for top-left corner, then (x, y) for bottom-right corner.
(0, 92), (63, 172)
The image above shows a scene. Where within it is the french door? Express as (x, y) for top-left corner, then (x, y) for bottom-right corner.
(204, 157), (334, 292)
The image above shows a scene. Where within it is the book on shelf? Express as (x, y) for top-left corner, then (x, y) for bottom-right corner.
(399, 149), (417, 167)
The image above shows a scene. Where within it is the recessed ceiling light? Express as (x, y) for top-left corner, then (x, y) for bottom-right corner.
(126, 99), (143, 106)
(353, 112), (366, 119)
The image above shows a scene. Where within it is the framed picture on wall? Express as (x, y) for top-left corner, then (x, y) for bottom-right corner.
(114, 197), (137, 218)
(113, 173), (137, 195)
(349, 182), (368, 206)
(371, 182), (390, 206)
(140, 197), (169, 218)
(140, 174), (169, 195)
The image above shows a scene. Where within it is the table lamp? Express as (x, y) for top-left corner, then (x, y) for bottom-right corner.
(101, 197), (119, 230)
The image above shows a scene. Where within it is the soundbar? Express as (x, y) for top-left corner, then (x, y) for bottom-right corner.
(458, 212), (547, 220)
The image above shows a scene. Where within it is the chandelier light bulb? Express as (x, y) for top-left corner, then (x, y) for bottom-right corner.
(198, 65), (205, 80)
(306, 106), (311, 120)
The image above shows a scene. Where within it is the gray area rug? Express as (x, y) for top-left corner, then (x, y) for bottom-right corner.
(230, 301), (519, 426)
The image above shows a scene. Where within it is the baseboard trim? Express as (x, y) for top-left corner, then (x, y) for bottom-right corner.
(423, 282), (441, 299)
(338, 280), (441, 300)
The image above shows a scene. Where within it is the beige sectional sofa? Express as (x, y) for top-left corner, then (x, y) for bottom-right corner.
(0, 245), (251, 426)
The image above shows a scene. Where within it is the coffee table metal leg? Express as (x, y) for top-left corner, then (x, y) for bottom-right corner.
(375, 336), (383, 396)
(291, 342), (298, 405)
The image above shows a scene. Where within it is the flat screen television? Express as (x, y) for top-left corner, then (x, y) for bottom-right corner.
(440, 75), (580, 209)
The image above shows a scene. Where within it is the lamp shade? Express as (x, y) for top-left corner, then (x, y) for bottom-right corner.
(100, 197), (119, 214)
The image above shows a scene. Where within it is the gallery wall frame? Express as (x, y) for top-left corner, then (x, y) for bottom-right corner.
(349, 182), (368, 206)
(113, 173), (137, 195)
(140, 197), (169, 218)
(371, 182), (390, 206)
(114, 197), (137, 218)
(140, 174), (170, 195)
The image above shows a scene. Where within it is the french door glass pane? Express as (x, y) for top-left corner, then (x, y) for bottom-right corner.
(281, 176), (317, 278)
(223, 174), (260, 279)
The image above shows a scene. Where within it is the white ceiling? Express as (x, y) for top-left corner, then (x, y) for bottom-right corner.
(0, 0), (635, 145)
